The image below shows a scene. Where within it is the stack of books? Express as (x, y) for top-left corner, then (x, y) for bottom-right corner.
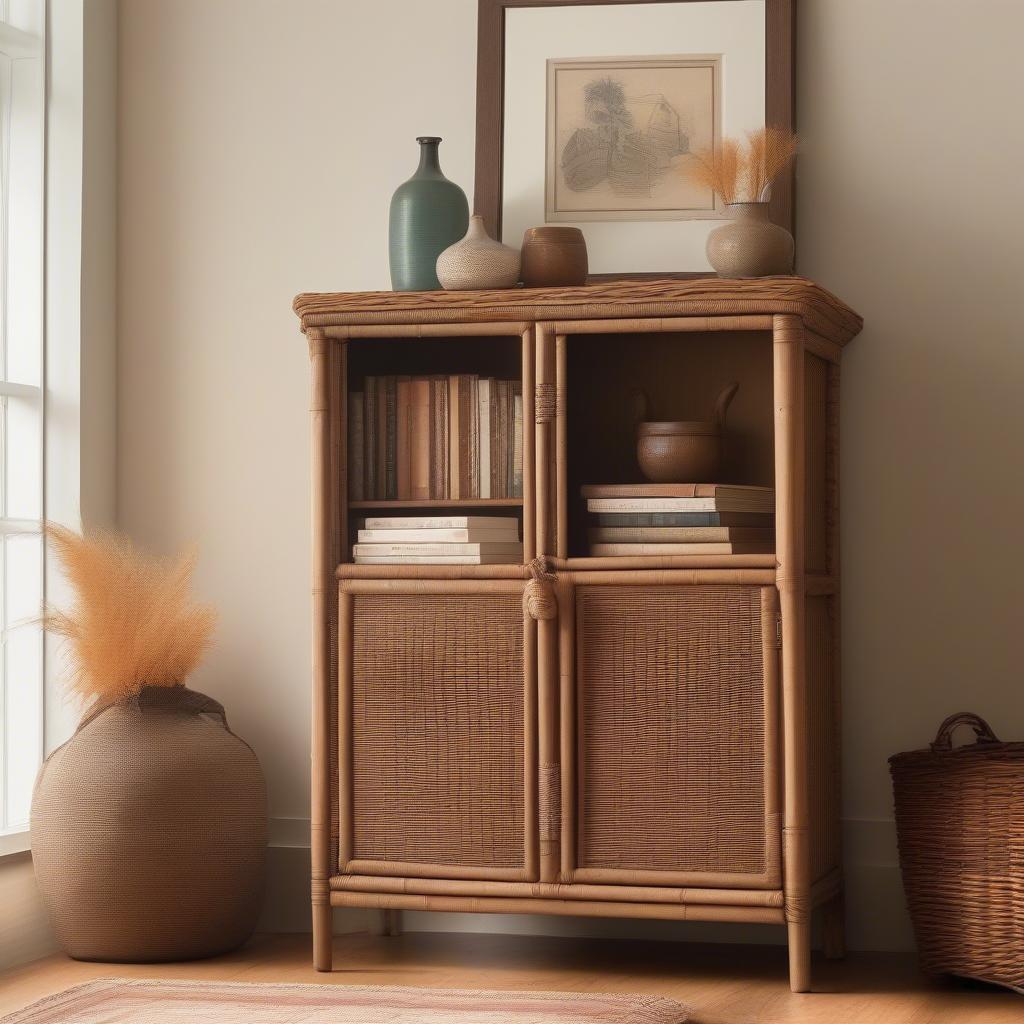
(582, 484), (775, 556)
(353, 515), (523, 565)
(348, 376), (523, 501)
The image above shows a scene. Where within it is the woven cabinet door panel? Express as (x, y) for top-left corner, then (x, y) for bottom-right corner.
(572, 584), (778, 885)
(346, 592), (529, 878)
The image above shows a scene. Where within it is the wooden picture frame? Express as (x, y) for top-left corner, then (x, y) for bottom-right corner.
(474, 0), (795, 279)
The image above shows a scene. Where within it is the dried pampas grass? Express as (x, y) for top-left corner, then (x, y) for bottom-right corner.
(745, 125), (799, 202)
(685, 125), (797, 204)
(45, 525), (216, 708)
(688, 137), (742, 205)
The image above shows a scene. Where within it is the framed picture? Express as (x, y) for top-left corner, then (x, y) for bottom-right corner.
(546, 54), (722, 222)
(475, 0), (793, 278)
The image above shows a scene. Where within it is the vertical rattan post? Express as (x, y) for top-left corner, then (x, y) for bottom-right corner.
(309, 329), (333, 971)
(522, 328), (536, 561)
(538, 607), (560, 882)
(535, 325), (554, 559)
(822, 359), (845, 959)
(557, 576), (576, 881)
(774, 314), (810, 992)
(554, 334), (568, 560)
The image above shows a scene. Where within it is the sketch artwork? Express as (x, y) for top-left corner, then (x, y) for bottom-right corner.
(546, 55), (721, 222)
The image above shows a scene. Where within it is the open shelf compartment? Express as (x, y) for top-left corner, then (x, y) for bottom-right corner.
(540, 317), (779, 568)
(339, 323), (535, 566)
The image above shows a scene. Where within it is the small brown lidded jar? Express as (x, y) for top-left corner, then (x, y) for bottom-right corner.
(520, 226), (588, 287)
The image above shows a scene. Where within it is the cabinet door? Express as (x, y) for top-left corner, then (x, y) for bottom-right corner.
(339, 580), (537, 881)
(559, 580), (781, 888)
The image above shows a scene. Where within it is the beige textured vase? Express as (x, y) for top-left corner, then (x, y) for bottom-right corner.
(706, 202), (794, 278)
(31, 686), (267, 962)
(436, 215), (521, 290)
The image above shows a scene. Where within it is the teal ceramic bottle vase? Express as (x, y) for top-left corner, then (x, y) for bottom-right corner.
(389, 137), (469, 291)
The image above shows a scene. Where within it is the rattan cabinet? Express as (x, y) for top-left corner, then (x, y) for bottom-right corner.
(294, 278), (862, 992)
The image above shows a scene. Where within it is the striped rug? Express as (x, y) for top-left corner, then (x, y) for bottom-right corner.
(1, 980), (692, 1024)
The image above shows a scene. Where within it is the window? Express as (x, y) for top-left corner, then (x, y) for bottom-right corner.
(0, 0), (44, 839)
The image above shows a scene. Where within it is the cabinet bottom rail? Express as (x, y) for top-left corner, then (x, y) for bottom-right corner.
(329, 890), (786, 924)
(331, 874), (783, 908)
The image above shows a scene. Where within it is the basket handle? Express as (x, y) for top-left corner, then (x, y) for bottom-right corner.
(930, 712), (1000, 751)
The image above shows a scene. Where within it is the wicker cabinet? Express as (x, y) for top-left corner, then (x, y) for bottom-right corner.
(294, 279), (862, 992)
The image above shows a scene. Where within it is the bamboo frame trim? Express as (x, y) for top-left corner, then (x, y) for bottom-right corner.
(337, 577), (538, 883)
(555, 335), (568, 559)
(339, 579), (527, 596)
(337, 563), (531, 580)
(524, 615), (540, 881)
(557, 578), (576, 881)
(553, 555), (778, 572)
(308, 329), (333, 971)
(825, 359), (844, 905)
(773, 313), (811, 992)
(538, 609), (560, 883)
(557, 569), (777, 587)
(342, 860), (530, 883)
(331, 874), (785, 908)
(549, 316), (773, 335)
(761, 586), (783, 886)
(325, 321), (530, 339)
(329, 890), (785, 924)
(522, 328), (536, 563)
(338, 590), (353, 867)
(535, 325), (555, 559)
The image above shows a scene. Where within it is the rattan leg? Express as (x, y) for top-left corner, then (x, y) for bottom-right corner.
(822, 892), (845, 959)
(787, 919), (811, 991)
(370, 909), (403, 936)
(313, 904), (333, 971)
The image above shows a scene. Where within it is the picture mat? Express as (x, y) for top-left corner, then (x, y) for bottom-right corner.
(547, 55), (721, 221)
(503, 1), (765, 273)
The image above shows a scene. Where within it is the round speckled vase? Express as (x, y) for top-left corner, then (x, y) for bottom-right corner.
(706, 201), (794, 278)
(436, 216), (521, 290)
(388, 137), (469, 292)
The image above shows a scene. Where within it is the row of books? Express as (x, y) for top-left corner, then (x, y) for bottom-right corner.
(348, 376), (523, 502)
(582, 484), (775, 556)
(352, 515), (523, 565)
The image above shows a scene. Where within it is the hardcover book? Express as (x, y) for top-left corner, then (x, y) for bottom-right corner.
(347, 392), (364, 502)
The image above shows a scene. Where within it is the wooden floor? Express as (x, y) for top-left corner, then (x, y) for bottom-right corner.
(0, 931), (1018, 1023)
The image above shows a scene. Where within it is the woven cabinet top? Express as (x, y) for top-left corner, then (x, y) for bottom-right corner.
(293, 276), (862, 347)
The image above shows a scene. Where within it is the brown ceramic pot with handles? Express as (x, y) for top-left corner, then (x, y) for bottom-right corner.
(31, 685), (267, 962)
(634, 382), (739, 483)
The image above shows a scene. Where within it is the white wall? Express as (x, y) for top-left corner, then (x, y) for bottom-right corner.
(116, 0), (1024, 953)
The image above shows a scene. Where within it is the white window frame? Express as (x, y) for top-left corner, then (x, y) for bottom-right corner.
(0, 0), (45, 853)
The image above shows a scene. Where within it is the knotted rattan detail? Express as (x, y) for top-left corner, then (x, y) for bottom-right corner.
(538, 763), (561, 843)
(534, 383), (559, 423)
(522, 558), (557, 620)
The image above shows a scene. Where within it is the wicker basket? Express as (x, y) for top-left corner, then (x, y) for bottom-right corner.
(889, 712), (1024, 993)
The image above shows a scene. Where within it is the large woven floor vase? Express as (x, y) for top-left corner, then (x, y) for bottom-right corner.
(30, 686), (267, 962)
